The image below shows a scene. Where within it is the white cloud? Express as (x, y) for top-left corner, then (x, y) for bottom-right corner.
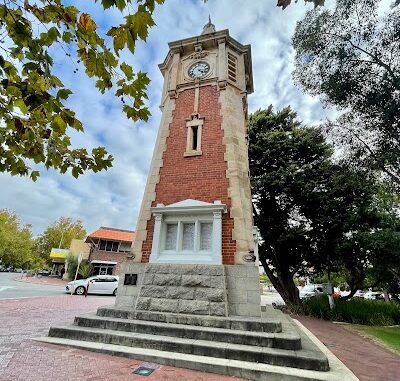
(0, 0), (336, 235)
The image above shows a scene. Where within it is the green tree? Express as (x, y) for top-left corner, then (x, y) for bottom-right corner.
(312, 271), (348, 290)
(276, 0), (325, 10)
(249, 106), (332, 304)
(310, 188), (400, 298)
(362, 190), (400, 295)
(0, 0), (163, 180)
(292, 0), (400, 185)
(248, 106), (393, 304)
(0, 209), (43, 268)
(35, 216), (86, 265)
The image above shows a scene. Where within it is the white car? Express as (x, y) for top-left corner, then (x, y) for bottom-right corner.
(363, 291), (384, 300)
(299, 284), (324, 299)
(66, 275), (119, 296)
(353, 290), (366, 298)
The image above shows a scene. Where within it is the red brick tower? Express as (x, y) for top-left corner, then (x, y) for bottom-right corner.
(116, 21), (261, 318)
(132, 21), (255, 267)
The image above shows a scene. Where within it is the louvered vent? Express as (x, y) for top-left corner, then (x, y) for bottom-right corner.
(227, 53), (237, 82)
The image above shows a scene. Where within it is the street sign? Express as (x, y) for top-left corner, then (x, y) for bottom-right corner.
(322, 283), (334, 295)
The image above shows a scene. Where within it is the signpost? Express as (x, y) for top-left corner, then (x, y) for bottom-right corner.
(323, 283), (335, 310)
(70, 253), (83, 296)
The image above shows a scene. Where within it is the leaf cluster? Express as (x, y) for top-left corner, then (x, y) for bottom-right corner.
(66, 253), (92, 280)
(0, 0), (163, 179)
(35, 216), (86, 265)
(276, 0), (325, 10)
(0, 209), (44, 269)
(292, 0), (400, 184)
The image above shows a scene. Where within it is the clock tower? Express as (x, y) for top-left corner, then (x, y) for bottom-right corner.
(45, 20), (337, 381)
(117, 20), (261, 317)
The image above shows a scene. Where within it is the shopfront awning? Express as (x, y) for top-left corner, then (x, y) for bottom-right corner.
(50, 248), (70, 260)
(90, 260), (118, 265)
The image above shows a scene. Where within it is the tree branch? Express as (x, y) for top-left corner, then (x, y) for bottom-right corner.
(340, 123), (400, 184)
(327, 32), (399, 87)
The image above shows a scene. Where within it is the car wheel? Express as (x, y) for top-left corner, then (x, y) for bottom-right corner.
(75, 286), (85, 295)
(113, 288), (117, 296)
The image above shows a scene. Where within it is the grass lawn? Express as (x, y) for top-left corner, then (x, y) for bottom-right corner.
(350, 325), (400, 353)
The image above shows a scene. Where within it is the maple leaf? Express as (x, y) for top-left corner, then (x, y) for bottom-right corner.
(79, 13), (97, 32)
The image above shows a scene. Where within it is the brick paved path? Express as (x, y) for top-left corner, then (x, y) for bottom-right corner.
(0, 296), (245, 381)
(296, 315), (400, 381)
(2, 296), (398, 381)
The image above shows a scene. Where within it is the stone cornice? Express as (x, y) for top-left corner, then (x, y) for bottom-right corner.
(158, 29), (253, 94)
(151, 199), (227, 215)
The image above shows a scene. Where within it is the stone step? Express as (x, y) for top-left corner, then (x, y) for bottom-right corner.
(36, 337), (339, 381)
(97, 306), (282, 332)
(48, 325), (328, 371)
(74, 314), (301, 350)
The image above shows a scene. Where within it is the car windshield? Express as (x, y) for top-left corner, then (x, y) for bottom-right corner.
(302, 285), (316, 292)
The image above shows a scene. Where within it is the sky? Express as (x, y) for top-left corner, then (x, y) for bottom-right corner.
(0, 0), (339, 236)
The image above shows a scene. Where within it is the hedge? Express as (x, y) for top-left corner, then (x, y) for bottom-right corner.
(301, 295), (400, 326)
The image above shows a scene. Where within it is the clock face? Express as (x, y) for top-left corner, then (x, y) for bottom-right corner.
(188, 62), (210, 78)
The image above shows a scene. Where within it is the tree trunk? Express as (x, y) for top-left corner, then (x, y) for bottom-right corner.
(342, 267), (365, 300)
(260, 258), (301, 305)
(341, 287), (357, 300)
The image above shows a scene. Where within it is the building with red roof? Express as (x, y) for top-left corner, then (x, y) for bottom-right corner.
(85, 227), (135, 275)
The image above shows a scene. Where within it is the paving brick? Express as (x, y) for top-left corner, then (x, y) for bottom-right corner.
(0, 296), (245, 381)
(296, 315), (400, 381)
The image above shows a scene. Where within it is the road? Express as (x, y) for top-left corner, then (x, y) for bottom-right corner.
(0, 272), (65, 299)
(261, 292), (285, 306)
(0, 272), (288, 304)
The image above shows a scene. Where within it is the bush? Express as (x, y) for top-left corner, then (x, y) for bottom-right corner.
(335, 298), (400, 326)
(66, 254), (92, 280)
(302, 295), (332, 320)
(78, 263), (92, 279)
(66, 254), (78, 280)
(302, 295), (400, 326)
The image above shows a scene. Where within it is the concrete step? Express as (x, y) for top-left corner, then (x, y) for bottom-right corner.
(74, 314), (301, 350)
(48, 325), (328, 371)
(97, 306), (282, 332)
(36, 337), (342, 381)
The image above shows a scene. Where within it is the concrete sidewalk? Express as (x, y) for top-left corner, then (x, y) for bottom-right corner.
(296, 315), (400, 381)
(14, 275), (68, 286)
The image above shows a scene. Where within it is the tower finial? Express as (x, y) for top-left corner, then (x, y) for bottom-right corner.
(201, 15), (216, 35)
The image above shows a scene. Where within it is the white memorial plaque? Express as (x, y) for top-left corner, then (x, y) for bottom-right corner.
(200, 222), (213, 250)
(165, 223), (177, 250)
(182, 223), (195, 250)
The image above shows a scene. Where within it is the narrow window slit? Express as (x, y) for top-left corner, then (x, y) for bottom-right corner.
(192, 126), (198, 150)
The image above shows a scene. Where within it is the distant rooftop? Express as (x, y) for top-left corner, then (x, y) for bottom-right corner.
(86, 226), (135, 242)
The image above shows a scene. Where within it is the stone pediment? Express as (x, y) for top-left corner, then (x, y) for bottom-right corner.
(165, 199), (215, 208)
(151, 199), (226, 215)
